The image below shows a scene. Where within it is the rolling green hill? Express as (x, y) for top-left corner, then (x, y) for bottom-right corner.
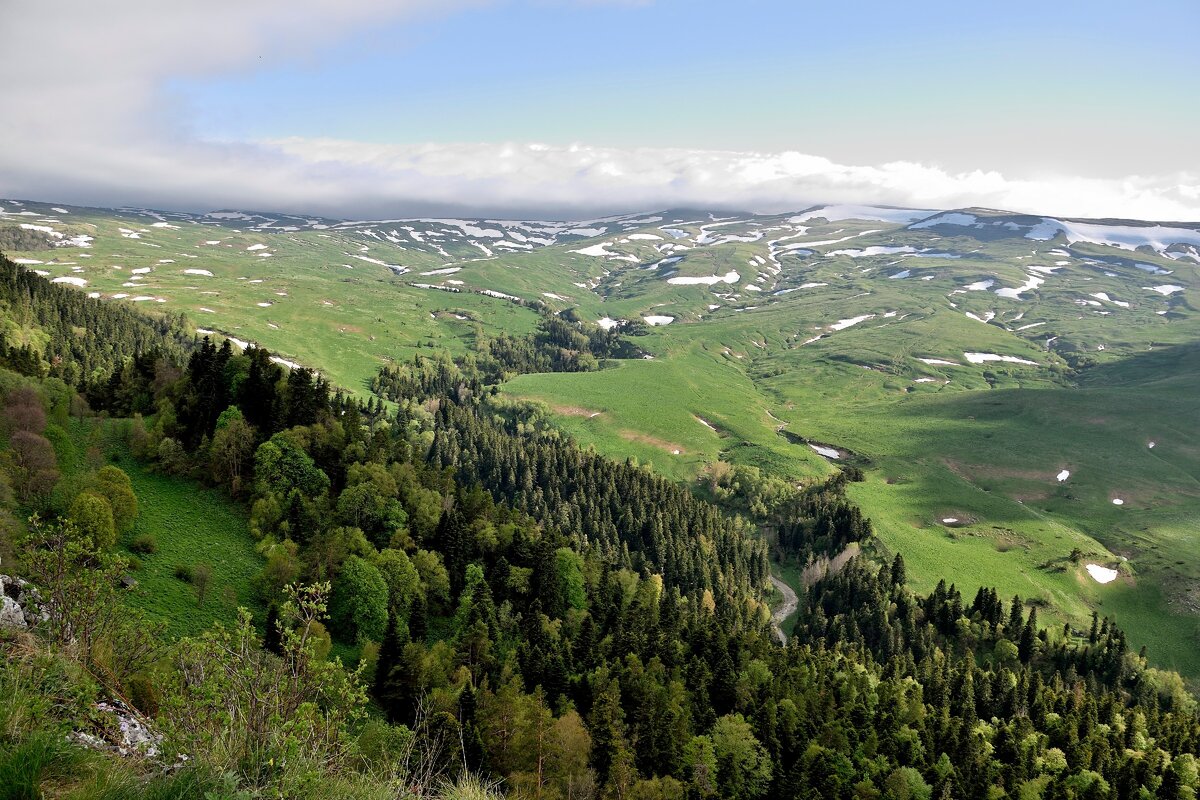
(4, 196), (1198, 678)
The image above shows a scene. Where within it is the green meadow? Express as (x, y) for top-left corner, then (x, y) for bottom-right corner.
(8, 199), (1200, 679)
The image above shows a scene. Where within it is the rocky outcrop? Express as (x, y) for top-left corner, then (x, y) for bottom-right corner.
(69, 698), (163, 758)
(0, 573), (47, 629)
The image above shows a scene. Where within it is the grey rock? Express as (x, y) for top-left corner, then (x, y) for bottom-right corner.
(95, 700), (162, 758)
(0, 594), (26, 629)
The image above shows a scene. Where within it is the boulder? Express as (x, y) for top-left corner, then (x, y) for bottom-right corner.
(0, 574), (47, 628)
(0, 594), (25, 629)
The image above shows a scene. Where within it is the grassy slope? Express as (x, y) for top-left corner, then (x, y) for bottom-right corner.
(9, 201), (1200, 677)
(69, 420), (263, 639)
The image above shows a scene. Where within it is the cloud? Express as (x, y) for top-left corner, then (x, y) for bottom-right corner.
(1, 3), (1197, 221)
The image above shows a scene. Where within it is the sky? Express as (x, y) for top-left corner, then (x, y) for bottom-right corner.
(1, 0), (1198, 220)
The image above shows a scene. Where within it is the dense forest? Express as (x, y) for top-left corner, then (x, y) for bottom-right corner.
(1, 253), (1198, 800)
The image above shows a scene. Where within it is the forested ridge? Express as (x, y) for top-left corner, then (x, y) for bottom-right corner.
(0, 254), (194, 387)
(1, 254), (1198, 800)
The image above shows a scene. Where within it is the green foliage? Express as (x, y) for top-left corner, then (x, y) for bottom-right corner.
(90, 465), (138, 533)
(160, 584), (367, 787)
(329, 555), (389, 643)
(68, 489), (116, 551)
(555, 546), (587, 611)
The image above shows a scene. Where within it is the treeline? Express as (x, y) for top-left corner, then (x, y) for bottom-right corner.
(371, 314), (644, 402)
(0, 253), (194, 387)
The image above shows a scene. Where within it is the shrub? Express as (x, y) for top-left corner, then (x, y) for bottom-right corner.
(129, 533), (158, 554)
(174, 564), (194, 583)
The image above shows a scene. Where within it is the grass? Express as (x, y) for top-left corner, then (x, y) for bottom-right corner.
(64, 419), (264, 639)
(8, 200), (1200, 680)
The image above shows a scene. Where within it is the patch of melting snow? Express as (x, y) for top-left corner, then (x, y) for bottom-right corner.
(941, 518), (959, 524)
(917, 357), (959, 366)
(961, 279), (995, 291)
(1145, 284), (1184, 295)
(963, 352), (1039, 365)
(810, 444), (840, 459)
(995, 273), (1044, 300)
(421, 267), (461, 276)
(480, 289), (520, 301)
(1057, 470), (1070, 482)
(51, 276), (87, 287)
(643, 315), (674, 326)
(1091, 292), (1130, 307)
(1086, 564), (1119, 584)
(184, 269), (213, 277)
(1148, 441), (1156, 449)
(1133, 263), (1172, 275)
(827, 245), (916, 258)
(889, 270), (912, 279)
(829, 314), (875, 331)
(130, 267), (151, 274)
(667, 270), (739, 285)
(1111, 498), (1124, 506)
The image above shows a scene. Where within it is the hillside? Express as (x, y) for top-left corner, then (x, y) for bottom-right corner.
(2, 235), (1200, 799)
(4, 196), (1197, 680)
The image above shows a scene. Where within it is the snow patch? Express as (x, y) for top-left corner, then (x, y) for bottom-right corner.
(667, 270), (739, 286)
(963, 352), (1038, 365)
(1086, 564), (1119, 584)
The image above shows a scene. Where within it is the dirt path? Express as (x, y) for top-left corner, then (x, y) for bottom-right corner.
(770, 574), (799, 645)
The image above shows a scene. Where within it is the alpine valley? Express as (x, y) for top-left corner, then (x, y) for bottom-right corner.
(1, 195), (1198, 799)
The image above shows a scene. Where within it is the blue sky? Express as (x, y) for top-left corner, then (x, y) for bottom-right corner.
(178, 0), (1199, 175)
(2, 0), (1198, 218)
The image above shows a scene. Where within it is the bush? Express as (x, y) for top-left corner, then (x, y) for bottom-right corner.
(128, 533), (157, 554)
(126, 556), (142, 571)
(174, 564), (194, 583)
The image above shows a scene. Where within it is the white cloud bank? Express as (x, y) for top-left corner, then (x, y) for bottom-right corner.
(0, 2), (1197, 221)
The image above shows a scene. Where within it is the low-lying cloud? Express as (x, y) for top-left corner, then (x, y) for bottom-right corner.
(1, 2), (1196, 221)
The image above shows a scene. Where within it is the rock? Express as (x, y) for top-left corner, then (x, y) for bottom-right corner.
(0, 574), (47, 628)
(0, 595), (26, 629)
(93, 700), (163, 758)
